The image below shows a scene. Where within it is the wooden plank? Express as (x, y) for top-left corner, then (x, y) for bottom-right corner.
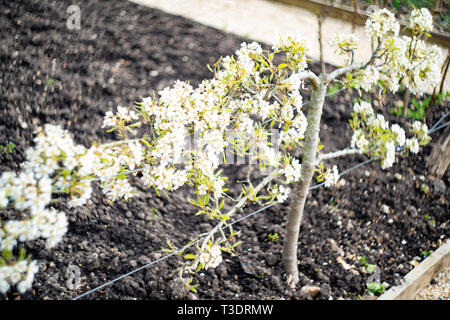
(378, 239), (450, 300)
(271, 0), (450, 49)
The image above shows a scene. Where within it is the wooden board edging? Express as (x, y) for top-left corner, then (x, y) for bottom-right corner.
(377, 239), (450, 300)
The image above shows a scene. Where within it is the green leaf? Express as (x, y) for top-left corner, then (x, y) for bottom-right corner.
(232, 241), (243, 248)
(196, 262), (205, 272)
(366, 264), (377, 274)
(18, 247), (27, 260)
(184, 254), (196, 260)
(278, 63), (288, 71)
(140, 140), (152, 147)
(2, 249), (12, 261)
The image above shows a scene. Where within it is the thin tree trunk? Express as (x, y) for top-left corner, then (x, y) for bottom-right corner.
(282, 75), (327, 286)
(426, 125), (450, 178)
(402, 89), (410, 118)
(318, 14), (326, 74)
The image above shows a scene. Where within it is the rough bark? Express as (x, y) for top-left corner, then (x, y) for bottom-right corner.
(426, 125), (450, 178)
(281, 64), (363, 286)
(282, 74), (327, 286)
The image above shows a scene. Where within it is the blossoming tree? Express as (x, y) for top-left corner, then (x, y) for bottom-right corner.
(0, 7), (445, 294)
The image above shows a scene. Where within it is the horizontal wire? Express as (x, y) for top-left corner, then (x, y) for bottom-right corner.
(72, 202), (276, 300)
(428, 120), (450, 135)
(70, 109), (449, 300)
(70, 155), (375, 300)
(428, 111), (450, 133)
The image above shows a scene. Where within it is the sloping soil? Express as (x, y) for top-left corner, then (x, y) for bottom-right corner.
(0, 0), (448, 300)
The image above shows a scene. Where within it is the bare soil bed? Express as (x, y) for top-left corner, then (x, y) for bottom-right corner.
(0, 0), (448, 300)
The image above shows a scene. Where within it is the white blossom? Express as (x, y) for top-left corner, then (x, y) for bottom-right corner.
(382, 141), (396, 169)
(284, 158), (302, 183)
(365, 8), (400, 38)
(406, 138), (420, 154)
(324, 165), (339, 188)
(391, 124), (406, 146)
(276, 185), (290, 203)
(409, 8), (433, 33)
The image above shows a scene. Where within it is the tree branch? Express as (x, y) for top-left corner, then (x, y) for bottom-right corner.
(326, 63), (364, 82)
(200, 169), (283, 251)
(316, 148), (360, 164)
(297, 71), (320, 90)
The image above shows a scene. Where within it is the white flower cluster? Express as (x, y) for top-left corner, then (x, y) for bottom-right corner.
(279, 112), (308, 147)
(405, 138), (420, 154)
(284, 158), (302, 183)
(406, 120), (430, 154)
(353, 101), (374, 118)
(198, 243), (223, 270)
(396, 38), (443, 96)
(137, 79), (230, 193)
(324, 165), (340, 188)
(382, 140), (396, 169)
(350, 101), (431, 169)
(102, 106), (139, 128)
(409, 8), (433, 34)
(101, 177), (134, 201)
(274, 185), (290, 203)
(356, 65), (380, 92)
(367, 114), (389, 130)
(141, 166), (187, 192)
(217, 42), (262, 82)
(391, 124), (406, 146)
(283, 73), (305, 92)
(272, 34), (310, 70)
(2, 208), (68, 250)
(363, 8), (444, 96)
(351, 129), (369, 152)
(329, 33), (359, 55)
(0, 125), (82, 294)
(365, 8), (400, 38)
(76, 142), (143, 203)
(0, 260), (39, 294)
(197, 175), (225, 200)
(0, 125), (76, 247)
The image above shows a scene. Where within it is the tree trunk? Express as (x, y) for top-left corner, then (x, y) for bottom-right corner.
(282, 75), (327, 286)
(318, 14), (326, 74)
(426, 125), (450, 178)
(402, 89), (410, 118)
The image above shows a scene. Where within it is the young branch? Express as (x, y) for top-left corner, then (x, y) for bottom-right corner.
(100, 138), (142, 148)
(297, 71), (320, 90)
(316, 148), (360, 164)
(326, 63), (364, 82)
(200, 169), (283, 252)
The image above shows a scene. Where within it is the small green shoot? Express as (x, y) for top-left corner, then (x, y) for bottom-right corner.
(420, 249), (433, 259)
(0, 142), (15, 155)
(359, 256), (377, 274)
(366, 281), (388, 296)
(44, 78), (56, 87)
(264, 232), (280, 243)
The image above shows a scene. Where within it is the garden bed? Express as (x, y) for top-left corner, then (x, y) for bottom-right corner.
(379, 239), (449, 300)
(0, 0), (449, 300)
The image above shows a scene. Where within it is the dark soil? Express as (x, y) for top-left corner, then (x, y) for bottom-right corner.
(0, 0), (448, 300)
